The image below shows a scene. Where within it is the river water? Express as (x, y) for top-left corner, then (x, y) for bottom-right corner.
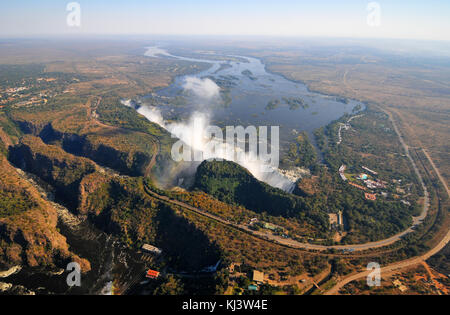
(3, 171), (147, 295)
(2, 47), (363, 295)
(144, 47), (362, 151)
(138, 47), (363, 190)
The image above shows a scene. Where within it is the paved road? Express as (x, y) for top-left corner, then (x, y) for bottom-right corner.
(144, 178), (427, 253)
(142, 108), (431, 253)
(324, 108), (450, 294)
(325, 229), (450, 295)
(140, 106), (448, 295)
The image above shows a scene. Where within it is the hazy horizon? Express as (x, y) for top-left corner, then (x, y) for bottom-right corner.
(1, 1), (450, 41)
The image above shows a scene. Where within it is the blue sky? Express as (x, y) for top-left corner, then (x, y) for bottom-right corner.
(1, 0), (450, 40)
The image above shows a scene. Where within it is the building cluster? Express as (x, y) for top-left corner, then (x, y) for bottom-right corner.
(141, 244), (162, 280)
(0, 85), (49, 108)
(4, 87), (28, 94)
(339, 164), (414, 205)
(363, 179), (387, 190)
(339, 165), (391, 201)
(0, 77), (62, 109)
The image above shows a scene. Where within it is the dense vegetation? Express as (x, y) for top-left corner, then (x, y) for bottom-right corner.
(0, 113), (22, 145)
(97, 97), (165, 136)
(0, 64), (45, 86)
(427, 241), (450, 275)
(194, 160), (328, 232)
(312, 108), (423, 242)
(0, 186), (37, 217)
(282, 97), (309, 110)
(283, 132), (317, 168)
(193, 107), (423, 243)
(265, 99), (280, 110)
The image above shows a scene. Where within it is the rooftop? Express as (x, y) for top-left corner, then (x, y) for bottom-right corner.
(253, 270), (265, 283)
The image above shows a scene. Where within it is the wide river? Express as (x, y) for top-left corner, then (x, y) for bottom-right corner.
(143, 46), (363, 157)
(0, 48), (368, 295)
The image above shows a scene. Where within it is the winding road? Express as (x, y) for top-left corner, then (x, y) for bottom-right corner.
(142, 108), (433, 253)
(325, 229), (450, 295)
(129, 54), (447, 291)
(137, 100), (448, 294)
(324, 108), (449, 294)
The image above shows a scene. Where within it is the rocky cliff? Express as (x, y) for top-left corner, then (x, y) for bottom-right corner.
(0, 156), (90, 271)
(8, 135), (97, 211)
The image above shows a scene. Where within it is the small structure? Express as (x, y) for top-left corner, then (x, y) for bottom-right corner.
(337, 211), (344, 226)
(253, 270), (265, 284)
(249, 218), (258, 225)
(365, 193), (377, 201)
(362, 166), (378, 175)
(328, 213), (338, 226)
(349, 182), (366, 191)
(248, 285), (259, 291)
(142, 244), (162, 255)
(393, 279), (408, 292)
(146, 269), (160, 279)
(329, 212), (344, 230)
(339, 165), (347, 181)
(401, 200), (411, 206)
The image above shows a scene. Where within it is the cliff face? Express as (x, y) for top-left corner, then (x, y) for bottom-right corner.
(78, 175), (221, 271)
(62, 134), (151, 177)
(4, 112), (219, 273)
(0, 156), (90, 271)
(78, 174), (160, 245)
(9, 135), (97, 211)
(12, 119), (155, 177)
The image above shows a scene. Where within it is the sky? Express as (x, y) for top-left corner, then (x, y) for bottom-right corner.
(1, 0), (450, 41)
